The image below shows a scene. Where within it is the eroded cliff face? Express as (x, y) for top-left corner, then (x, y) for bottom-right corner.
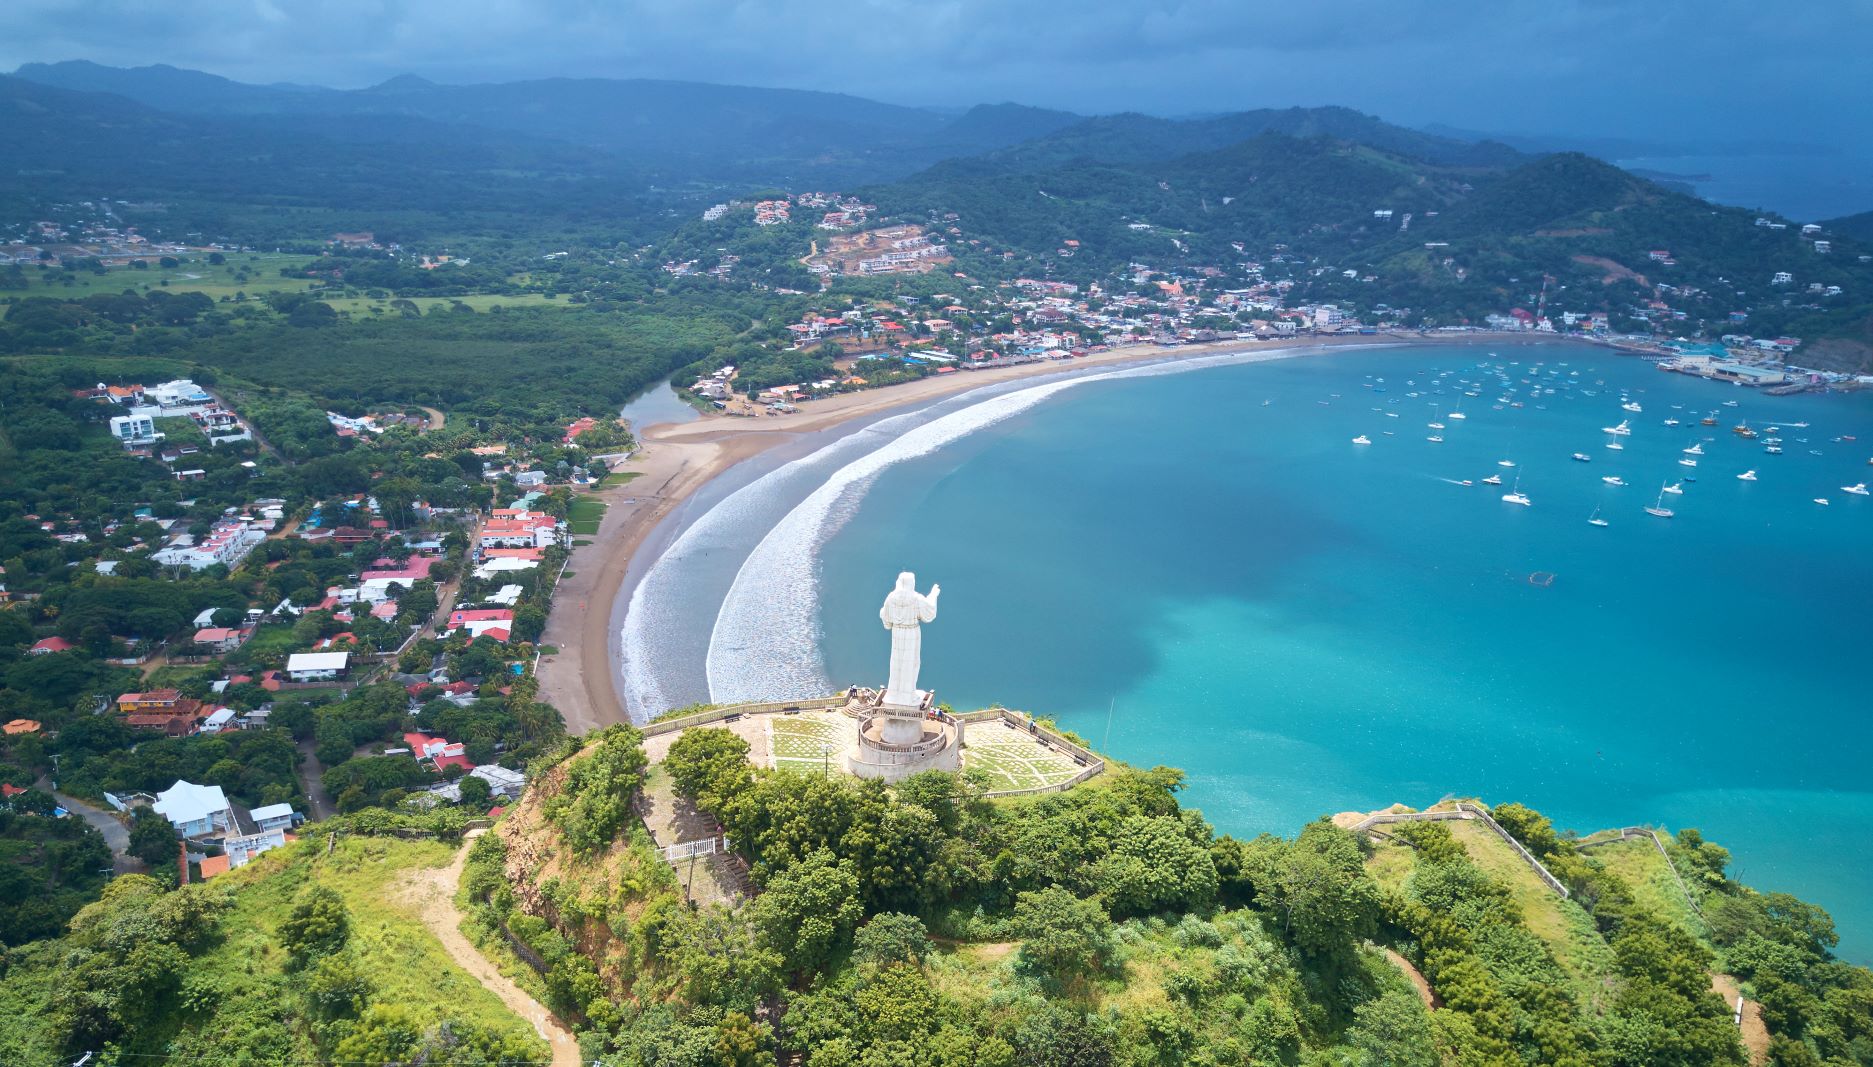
(492, 750), (683, 1000)
(1803, 335), (1873, 375)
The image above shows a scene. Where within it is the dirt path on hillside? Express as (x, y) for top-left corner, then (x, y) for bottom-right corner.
(1382, 948), (1441, 1010)
(1711, 973), (1770, 1065)
(420, 406), (446, 430)
(396, 830), (580, 1067)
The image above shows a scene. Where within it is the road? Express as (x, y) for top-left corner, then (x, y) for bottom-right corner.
(297, 739), (337, 821)
(42, 779), (139, 874)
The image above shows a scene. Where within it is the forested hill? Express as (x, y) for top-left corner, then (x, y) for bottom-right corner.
(978, 106), (1524, 171)
(11, 61), (1070, 185)
(867, 132), (1873, 369)
(0, 75), (657, 242)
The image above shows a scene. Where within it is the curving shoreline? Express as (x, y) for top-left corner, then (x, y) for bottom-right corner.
(535, 331), (1578, 734)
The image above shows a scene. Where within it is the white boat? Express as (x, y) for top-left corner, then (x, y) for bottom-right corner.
(1501, 471), (1530, 506)
(1815, 498), (1831, 506)
(1622, 401), (1643, 413)
(1765, 445), (1783, 454)
(1678, 457), (1698, 467)
(1663, 418), (1680, 426)
(1663, 482), (1684, 495)
(1723, 399), (1740, 407)
(1683, 443), (1704, 455)
(1428, 422), (1445, 430)
(1845, 483), (1870, 496)
(1426, 435), (1444, 443)
(1737, 470), (1757, 481)
(1645, 486), (1675, 518)
(1588, 506), (1609, 527)
(1572, 452), (1592, 462)
(1606, 439), (1625, 451)
(1498, 459), (1516, 467)
(1602, 476), (1626, 486)
(1352, 435), (1371, 445)
(1602, 420), (1632, 436)
(1482, 474), (1503, 485)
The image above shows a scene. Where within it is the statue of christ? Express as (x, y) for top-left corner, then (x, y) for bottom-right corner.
(879, 571), (939, 707)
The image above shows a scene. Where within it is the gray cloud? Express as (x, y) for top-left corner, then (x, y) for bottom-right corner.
(4, 0), (1870, 143)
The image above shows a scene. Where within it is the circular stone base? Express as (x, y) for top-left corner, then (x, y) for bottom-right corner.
(846, 716), (962, 782)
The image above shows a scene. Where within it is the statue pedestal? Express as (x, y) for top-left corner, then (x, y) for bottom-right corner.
(846, 691), (962, 782)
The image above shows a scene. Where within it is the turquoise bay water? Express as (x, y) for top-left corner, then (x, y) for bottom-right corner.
(811, 344), (1873, 957)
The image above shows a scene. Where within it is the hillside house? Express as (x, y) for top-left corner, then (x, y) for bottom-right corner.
(153, 780), (235, 839)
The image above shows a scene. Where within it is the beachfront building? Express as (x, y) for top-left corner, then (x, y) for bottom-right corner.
(478, 510), (563, 550)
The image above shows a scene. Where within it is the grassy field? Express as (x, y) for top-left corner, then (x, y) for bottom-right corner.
(962, 719), (1087, 792)
(769, 712), (854, 774)
(597, 470), (644, 489)
(323, 293), (571, 316)
(1588, 835), (1706, 934)
(567, 497), (607, 536)
(210, 835), (545, 1057)
(1447, 820), (1618, 1000)
(2, 253), (315, 309)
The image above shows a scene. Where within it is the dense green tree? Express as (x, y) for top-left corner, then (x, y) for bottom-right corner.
(278, 886), (352, 966)
(1012, 886), (1113, 981)
(751, 848), (864, 975)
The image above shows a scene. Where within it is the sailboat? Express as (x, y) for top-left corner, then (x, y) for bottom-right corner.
(1447, 398), (1467, 421)
(1605, 434), (1625, 451)
(1588, 506), (1609, 527)
(1645, 485), (1675, 518)
(1501, 470), (1531, 507)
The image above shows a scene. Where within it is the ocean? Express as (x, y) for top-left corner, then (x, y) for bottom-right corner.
(622, 342), (1873, 959)
(1615, 152), (1873, 222)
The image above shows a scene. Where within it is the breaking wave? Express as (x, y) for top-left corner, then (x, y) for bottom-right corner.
(700, 346), (1341, 704)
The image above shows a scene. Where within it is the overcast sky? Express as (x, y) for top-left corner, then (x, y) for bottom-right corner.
(6, 0), (1872, 147)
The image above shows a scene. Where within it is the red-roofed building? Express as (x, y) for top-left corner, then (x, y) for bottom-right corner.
(192, 627), (248, 654)
(446, 608), (514, 641)
(564, 417), (598, 443)
(29, 636), (74, 656)
(1, 783), (27, 799)
(403, 731), (475, 771)
(478, 511), (561, 550)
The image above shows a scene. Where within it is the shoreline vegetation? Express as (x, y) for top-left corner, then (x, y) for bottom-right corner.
(537, 330), (1588, 736)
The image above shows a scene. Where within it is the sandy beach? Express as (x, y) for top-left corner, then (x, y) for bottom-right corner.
(536, 330), (1563, 733)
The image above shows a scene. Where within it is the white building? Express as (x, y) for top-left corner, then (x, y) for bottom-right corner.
(223, 828), (287, 869)
(285, 651), (350, 682)
(249, 803), (299, 832)
(146, 379), (214, 411)
(153, 780), (235, 838)
(151, 520), (267, 571)
(109, 412), (159, 446)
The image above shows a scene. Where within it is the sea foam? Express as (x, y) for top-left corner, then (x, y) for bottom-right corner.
(698, 346), (1336, 704)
